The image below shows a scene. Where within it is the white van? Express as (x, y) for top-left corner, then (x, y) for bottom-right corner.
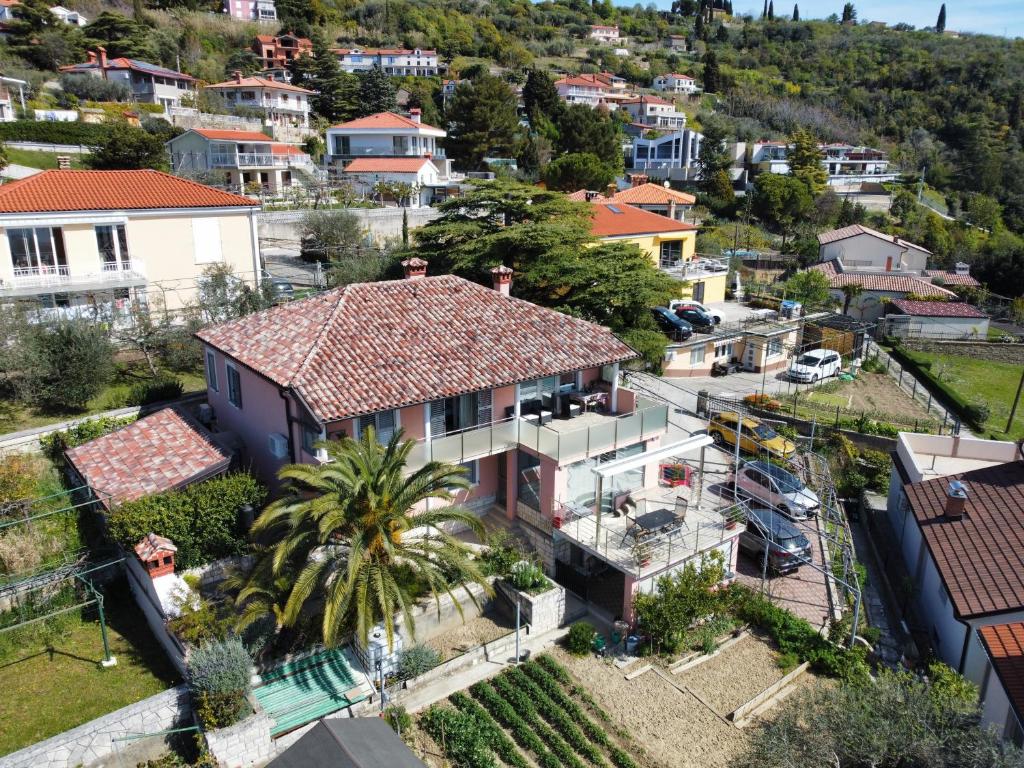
(788, 348), (842, 383)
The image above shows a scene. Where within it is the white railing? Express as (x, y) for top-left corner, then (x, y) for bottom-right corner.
(660, 257), (729, 279)
(6, 261), (145, 290)
(210, 152), (312, 169)
(12, 264), (70, 285)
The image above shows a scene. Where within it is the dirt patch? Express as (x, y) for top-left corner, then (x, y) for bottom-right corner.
(678, 635), (784, 715)
(407, 720), (448, 768)
(834, 372), (933, 423)
(551, 647), (748, 768)
(424, 611), (515, 661)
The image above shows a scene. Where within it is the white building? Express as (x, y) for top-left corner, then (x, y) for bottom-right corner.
(341, 157), (447, 208)
(167, 128), (316, 195)
(743, 140), (897, 187)
(554, 72), (631, 110)
(325, 110), (446, 164)
(629, 127), (703, 180)
(620, 95), (686, 129)
(59, 48), (196, 109)
(653, 73), (698, 95)
(334, 47), (439, 76)
(50, 5), (88, 26)
(818, 224), (932, 274)
(221, 0), (276, 22)
(589, 24), (620, 43)
(882, 300), (989, 340)
(204, 73), (313, 128)
(885, 432), (1024, 744)
(0, 75), (26, 122)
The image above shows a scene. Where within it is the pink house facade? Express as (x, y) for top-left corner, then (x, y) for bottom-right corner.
(196, 261), (740, 622)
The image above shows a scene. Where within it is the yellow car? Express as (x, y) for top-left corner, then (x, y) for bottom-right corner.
(708, 411), (797, 459)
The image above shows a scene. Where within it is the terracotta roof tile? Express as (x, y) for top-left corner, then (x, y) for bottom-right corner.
(196, 275), (637, 423)
(889, 300), (987, 318)
(817, 223), (931, 254)
(904, 460), (1024, 619)
(344, 157), (433, 173)
(191, 128), (276, 142)
(613, 183), (696, 206)
(590, 201), (697, 237)
(329, 111), (442, 132)
(66, 408), (231, 509)
(205, 77), (314, 93)
(335, 47), (437, 56)
(925, 270), (981, 287)
(980, 623), (1024, 722)
(0, 170), (257, 213)
(567, 190), (607, 201)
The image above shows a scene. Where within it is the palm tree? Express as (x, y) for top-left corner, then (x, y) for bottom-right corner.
(237, 428), (490, 651)
(840, 283), (863, 315)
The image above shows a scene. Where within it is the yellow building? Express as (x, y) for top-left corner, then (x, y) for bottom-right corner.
(0, 169), (261, 317)
(588, 200), (727, 304)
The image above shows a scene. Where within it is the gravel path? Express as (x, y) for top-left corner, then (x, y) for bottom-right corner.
(677, 635), (784, 715)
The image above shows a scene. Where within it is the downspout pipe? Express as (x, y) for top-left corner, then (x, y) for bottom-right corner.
(278, 388), (298, 464)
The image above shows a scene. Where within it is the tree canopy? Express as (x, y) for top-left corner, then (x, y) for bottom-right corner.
(444, 75), (520, 170)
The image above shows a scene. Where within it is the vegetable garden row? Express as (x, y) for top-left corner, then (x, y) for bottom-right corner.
(421, 655), (642, 768)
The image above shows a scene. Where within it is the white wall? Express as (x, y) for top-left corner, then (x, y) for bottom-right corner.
(820, 232), (929, 272)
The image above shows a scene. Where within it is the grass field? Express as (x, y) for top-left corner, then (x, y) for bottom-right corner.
(5, 148), (86, 171)
(0, 579), (180, 756)
(898, 349), (1024, 439)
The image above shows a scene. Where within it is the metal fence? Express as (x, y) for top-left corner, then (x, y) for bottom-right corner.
(864, 341), (962, 434)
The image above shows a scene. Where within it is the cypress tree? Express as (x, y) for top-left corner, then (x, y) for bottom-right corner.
(762, 0), (767, 18)
(936, 3), (946, 33)
(792, 3), (799, 20)
(702, 49), (721, 93)
(767, 0), (774, 20)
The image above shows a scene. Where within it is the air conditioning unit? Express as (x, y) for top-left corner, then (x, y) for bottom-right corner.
(197, 403), (214, 426)
(268, 433), (289, 459)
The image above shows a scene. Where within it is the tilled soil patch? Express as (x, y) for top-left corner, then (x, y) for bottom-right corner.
(677, 635), (784, 715)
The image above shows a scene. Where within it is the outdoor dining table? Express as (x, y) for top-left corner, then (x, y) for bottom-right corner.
(569, 391), (608, 413)
(623, 508), (683, 543)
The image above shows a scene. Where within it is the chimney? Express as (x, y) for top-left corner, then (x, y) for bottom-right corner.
(491, 265), (513, 296)
(97, 46), (107, 69)
(631, 173), (648, 187)
(605, 183), (617, 199)
(409, 108), (421, 123)
(401, 257), (428, 279)
(134, 533), (177, 580)
(944, 480), (967, 521)
(233, 70), (243, 83)
(87, 50), (97, 64)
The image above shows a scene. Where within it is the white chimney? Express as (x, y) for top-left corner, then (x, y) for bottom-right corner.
(490, 265), (513, 296)
(409, 108), (422, 124)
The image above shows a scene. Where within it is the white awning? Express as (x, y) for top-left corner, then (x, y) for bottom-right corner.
(592, 434), (712, 478)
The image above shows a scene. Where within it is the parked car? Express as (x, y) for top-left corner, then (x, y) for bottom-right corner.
(651, 306), (693, 341)
(708, 412), (797, 460)
(268, 278), (295, 303)
(669, 299), (722, 324)
(789, 348), (842, 383)
(673, 306), (715, 332)
(729, 460), (819, 520)
(739, 508), (813, 573)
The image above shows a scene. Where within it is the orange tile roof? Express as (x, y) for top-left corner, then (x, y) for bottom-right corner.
(345, 157), (433, 173)
(197, 274), (637, 422)
(192, 128), (276, 142)
(567, 189), (607, 201)
(980, 623), (1024, 722)
(65, 407), (231, 509)
(335, 47), (437, 56)
(205, 76), (313, 94)
(665, 73), (695, 79)
(622, 95), (673, 106)
(329, 111), (442, 132)
(0, 170), (257, 213)
(613, 183), (696, 206)
(589, 201), (696, 238)
(271, 144), (307, 156)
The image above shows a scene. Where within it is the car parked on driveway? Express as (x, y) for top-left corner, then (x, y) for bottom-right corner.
(708, 412), (798, 460)
(739, 507), (812, 573)
(673, 305), (716, 332)
(669, 299), (722, 324)
(789, 348), (842, 383)
(651, 306), (693, 341)
(729, 460), (819, 520)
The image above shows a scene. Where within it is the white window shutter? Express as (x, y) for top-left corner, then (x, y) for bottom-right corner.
(192, 218), (224, 264)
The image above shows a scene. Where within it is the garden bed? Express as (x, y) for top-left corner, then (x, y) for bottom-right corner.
(676, 634), (786, 715)
(425, 611), (516, 662)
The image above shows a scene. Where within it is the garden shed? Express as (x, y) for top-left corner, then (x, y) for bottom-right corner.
(267, 717), (425, 768)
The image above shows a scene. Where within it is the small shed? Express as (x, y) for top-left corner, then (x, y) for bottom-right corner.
(884, 300), (989, 340)
(267, 717), (425, 768)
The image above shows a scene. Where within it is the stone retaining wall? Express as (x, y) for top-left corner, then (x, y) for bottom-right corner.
(495, 580), (567, 635)
(204, 708), (274, 768)
(0, 686), (190, 768)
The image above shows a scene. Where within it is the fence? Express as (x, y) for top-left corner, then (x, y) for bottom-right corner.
(865, 341), (963, 434)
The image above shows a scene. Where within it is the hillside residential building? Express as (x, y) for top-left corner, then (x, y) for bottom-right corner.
(167, 128), (316, 195)
(59, 49), (196, 109)
(50, 5), (87, 25)
(979, 624), (1024, 747)
(0, 74), (26, 122)
(204, 73), (313, 127)
(589, 24), (620, 42)
(253, 34), (312, 69)
(0, 170), (260, 316)
(810, 260), (956, 321)
(554, 72), (631, 110)
(620, 95), (686, 129)
(196, 259), (740, 621)
(818, 224), (932, 273)
(611, 181), (696, 222)
(742, 141), (897, 187)
(0, 0), (19, 24)
(881, 300), (989, 340)
(662, 313), (803, 378)
(629, 127), (703, 180)
(334, 47), (439, 76)
(341, 157), (447, 207)
(652, 73), (698, 95)
(885, 432), (1024, 743)
(222, 0), (275, 21)
(665, 34), (688, 51)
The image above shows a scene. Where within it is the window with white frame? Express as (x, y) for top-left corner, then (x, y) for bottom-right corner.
(206, 350), (218, 391)
(714, 342), (734, 359)
(8, 227), (68, 277)
(767, 338), (783, 357)
(226, 363), (242, 408)
(192, 218), (224, 264)
(689, 346), (705, 366)
(659, 240), (683, 267)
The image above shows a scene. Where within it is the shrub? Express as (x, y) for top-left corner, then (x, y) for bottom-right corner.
(383, 705), (411, 734)
(566, 621), (597, 656)
(169, 596), (235, 646)
(398, 644), (441, 680)
(964, 402), (991, 428)
(40, 415), (137, 461)
(0, 120), (112, 145)
(107, 473), (266, 569)
(0, 454), (44, 505)
(16, 319), (116, 410)
(421, 703), (499, 768)
(507, 560), (550, 593)
(59, 73), (130, 102)
(479, 531), (524, 577)
(127, 376), (184, 406)
(743, 393), (782, 411)
(187, 638), (252, 729)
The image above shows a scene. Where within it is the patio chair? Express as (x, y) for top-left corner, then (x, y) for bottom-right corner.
(674, 495), (688, 523)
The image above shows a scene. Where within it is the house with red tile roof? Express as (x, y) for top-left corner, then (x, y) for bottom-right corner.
(589, 24), (620, 43)
(0, 169), (259, 315)
(554, 72), (632, 109)
(887, 432), (1024, 743)
(883, 299), (989, 340)
(611, 181), (696, 222)
(166, 128), (315, 195)
(652, 73), (698, 95)
(979, 622), (1024, 744)
(333, 46), (439, 76)
(204, 72), (314, 127)
(809, 258), (960, 321)
(59, 48), (195, 108)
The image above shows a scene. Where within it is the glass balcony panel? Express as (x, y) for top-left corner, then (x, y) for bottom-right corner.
(406, 441), (428, 470)
(461, 426), (492, 460)
(537, 427), (560, 460)
(643, 405), (668, 436)
(587, 420), (617, 454)
(492, 419), (520, 450)
(616, 412), (642, 446)
(558, 429), (590, 462)
(517, 420), (540, 453)
(429, 433), (464, 464)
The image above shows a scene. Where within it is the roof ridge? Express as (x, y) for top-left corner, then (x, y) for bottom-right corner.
(293, 286), (353, 386)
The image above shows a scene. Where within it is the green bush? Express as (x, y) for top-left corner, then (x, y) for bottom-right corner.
(40, 415), (137, 461)
(383, 705), (411, 734)
(420, 704), (498, 768)
(188, 638), (252, 729)
(0, 120), (112, 145)
(507, 560), (550, 593)
(479, 531), (525, 577)
(107, 473), (266, 569)
(127, 376), (185, 406)
(398, 644), (442, 680)
(566, 621), (597, 656)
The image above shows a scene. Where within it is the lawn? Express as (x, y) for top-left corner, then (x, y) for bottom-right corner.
(5, 148), (86, 170)
(0, 363), (205, 435)
(897, 349), (1024, 439)
(0, 579), (180, 756)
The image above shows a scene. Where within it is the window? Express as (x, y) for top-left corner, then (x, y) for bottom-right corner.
(767, 338), (783, 357)
(689, 346), (705, 366)
(714, 342), (734, 359)
(240, 90), (256, 100)
(226, 364), (242, 408)
(333, 135), (351, 155)
(660, 240), (683, 267)
(96, 224), (131, 270)
(302, 425), (322, 455)
(460, 460), (479, 485)
(8, 227), (68, 276)
(358, 409), (398, 443)
(206, 350), (218, 391)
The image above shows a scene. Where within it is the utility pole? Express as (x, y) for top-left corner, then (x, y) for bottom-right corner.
(1006, 366), (1024, 434)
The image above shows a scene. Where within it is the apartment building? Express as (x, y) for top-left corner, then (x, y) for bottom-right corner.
(334, 47), (439, 76)
(222, 0), (276, 21)
(589, 24), (620, 42)
(204, 73), (313, 127)
(554, 72), (631, 110)
(252, 34), (312, 70)
(59, 48), (196, 109)
(620, 95), (686, 129)
(652, 73), (698, 95)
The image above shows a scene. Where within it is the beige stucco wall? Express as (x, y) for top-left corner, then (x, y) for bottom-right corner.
(820, 233), (929, 272)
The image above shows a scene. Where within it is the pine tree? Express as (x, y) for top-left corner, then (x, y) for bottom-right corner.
(309, 34), (358, 123)
(701, 49), (721, 93)
(444, 75), (521, 171)
(767, 0), (774, 19)
(357, 64), (396, 117)
(936, 3), (946, 33)
(523, 68), (561, 125)
(841, 2), (856, 22)
(792, 3), (799, 21)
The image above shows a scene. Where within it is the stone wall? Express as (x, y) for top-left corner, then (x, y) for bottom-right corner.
(0, 687), (190, 768)
(495, 580), (568, 635)
(257, 207), (440, 247)
(902, 340), (1024, 365)
(203, 708), (275, 768)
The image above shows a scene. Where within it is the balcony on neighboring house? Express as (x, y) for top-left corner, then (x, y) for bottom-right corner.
(210, 151), (312, 170)
(659, 256), (729, 280)
(1, 260), (147, 297)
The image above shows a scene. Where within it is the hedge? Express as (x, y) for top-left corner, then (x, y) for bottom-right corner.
(0, 120), (112, 146)
(107, 472), (266, 569)
(40, 415), (138, 461)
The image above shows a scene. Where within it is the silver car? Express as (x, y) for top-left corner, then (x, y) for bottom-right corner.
(739, 508), (813, 573)
(729, 460), (819, 520)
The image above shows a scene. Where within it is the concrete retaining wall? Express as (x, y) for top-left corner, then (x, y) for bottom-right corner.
(257, 207), (440, 246)
(0, 686), (190, 768)
(398, 579), (491, 645)
(901, 339), (1024, 365)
